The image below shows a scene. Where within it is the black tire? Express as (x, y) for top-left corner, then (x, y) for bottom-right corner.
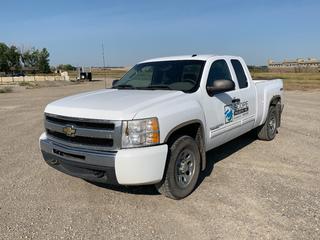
(257, 106), (278, 141)
(155, 136), (201, 200)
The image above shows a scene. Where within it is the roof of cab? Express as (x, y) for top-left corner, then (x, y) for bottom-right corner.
(139, 54), (240, 63)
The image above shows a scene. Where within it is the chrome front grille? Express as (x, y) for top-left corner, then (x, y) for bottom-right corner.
(44, 113), (122, 151)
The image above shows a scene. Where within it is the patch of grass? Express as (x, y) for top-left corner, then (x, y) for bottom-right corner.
(0, 86), (13, 93)
(251, 72), (320, 81)
(18, 81), (40, 89)
(20, 80), (81, 89)
(250, 71), (320, 90)
(18, 81), (33, 87)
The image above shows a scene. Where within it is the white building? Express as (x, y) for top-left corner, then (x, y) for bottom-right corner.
(268, 58), (320, 72)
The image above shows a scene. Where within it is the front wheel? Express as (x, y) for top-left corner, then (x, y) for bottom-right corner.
(155, 136), (200, 200)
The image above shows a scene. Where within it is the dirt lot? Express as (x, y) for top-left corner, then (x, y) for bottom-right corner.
(0, 81), (319, 239)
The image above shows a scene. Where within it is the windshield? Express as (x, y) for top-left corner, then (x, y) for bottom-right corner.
(113, 60), (205, 93)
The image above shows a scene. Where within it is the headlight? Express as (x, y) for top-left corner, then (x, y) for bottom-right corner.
(121, 117), (160, 148)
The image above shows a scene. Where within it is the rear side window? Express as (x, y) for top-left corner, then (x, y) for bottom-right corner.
(207, 60), (232, 87)
(231, 59), (248, 88)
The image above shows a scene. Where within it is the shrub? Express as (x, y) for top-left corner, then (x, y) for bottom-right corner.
(0, 86), (13, 93)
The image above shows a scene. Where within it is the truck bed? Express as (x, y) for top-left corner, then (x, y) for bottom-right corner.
(253, 79), (283, 127)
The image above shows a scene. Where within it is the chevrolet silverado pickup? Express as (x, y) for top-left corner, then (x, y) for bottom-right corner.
(40, 55), (284, 199)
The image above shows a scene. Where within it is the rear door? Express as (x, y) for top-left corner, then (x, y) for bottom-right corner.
(230, 59), (256, 134)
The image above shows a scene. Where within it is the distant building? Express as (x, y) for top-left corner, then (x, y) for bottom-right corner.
(268, 58), (320, 72)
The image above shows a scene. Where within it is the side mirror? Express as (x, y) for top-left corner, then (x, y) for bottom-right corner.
(112, 79), (119, 86)
(206, 79), (235, 95)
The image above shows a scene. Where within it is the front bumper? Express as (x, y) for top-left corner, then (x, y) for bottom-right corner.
(39, 133), (168, 185)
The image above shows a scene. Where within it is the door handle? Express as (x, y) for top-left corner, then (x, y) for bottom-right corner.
(232, 98), (240, 103)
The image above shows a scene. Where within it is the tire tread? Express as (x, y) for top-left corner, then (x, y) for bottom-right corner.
(156, 136), (200, 200)
(257, 106), (277, 141)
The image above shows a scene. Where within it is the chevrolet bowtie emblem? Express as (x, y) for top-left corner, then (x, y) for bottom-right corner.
(62, 125), (76, 137)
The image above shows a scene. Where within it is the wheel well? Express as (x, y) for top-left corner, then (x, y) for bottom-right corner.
(165, 121), (206, 171)
(166, 122), (200, 145)
(270, 96), (281, 107)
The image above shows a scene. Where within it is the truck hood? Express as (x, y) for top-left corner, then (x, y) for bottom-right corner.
(45, 89), (185, 120)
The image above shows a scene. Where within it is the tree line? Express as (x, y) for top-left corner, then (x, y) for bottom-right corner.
(0, 42), (50, 74)
(56, 64), (76, 71)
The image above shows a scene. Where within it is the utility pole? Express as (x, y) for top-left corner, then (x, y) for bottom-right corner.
(102, 42), (107, 88)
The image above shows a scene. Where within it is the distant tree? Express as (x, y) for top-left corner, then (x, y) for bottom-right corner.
(50, 66), (56, 72)
(6, 45), (21, 73)
(0, 42), (9, 72)
(1, 43), (52, 74)
(57, 64), (76, 71)
(21, 48), (39, 69)
(248, 65), (268, 73)
(38, 48), (50, 73)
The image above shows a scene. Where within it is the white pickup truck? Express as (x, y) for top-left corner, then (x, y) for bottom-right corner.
(40, 55), (283, 199)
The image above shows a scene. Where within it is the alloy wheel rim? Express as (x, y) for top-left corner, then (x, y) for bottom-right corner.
(175, 149), (196, 188)
(268, 115), (276, 135)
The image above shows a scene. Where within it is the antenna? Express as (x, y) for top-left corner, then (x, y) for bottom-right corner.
(102, 42), (107, 88)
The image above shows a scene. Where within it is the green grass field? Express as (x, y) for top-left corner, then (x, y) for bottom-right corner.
(251, 72), (320, 90)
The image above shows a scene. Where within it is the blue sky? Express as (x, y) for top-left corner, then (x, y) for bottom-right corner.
(1, 0), (319, 66)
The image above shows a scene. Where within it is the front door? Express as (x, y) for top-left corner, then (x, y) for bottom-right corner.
(202, 59), (244, 149)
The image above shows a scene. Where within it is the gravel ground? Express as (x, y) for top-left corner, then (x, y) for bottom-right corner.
(0, 81), (319, 240)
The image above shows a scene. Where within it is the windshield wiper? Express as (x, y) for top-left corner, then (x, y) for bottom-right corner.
(138, 85), (173, 90)
(113, 84), (136, 89)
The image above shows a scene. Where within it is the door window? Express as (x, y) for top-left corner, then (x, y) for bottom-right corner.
(231, 59), (248, 88)
(207, 60), (232, 87)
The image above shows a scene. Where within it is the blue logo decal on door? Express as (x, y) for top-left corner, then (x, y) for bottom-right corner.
(224, 105), (234, 123)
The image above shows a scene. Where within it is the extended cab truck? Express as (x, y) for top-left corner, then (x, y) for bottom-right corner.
(39, 55), (284, 199)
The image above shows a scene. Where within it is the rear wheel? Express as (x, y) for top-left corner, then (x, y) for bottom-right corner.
(257, 106), (278, 141)
(155, 136), (200, 200)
